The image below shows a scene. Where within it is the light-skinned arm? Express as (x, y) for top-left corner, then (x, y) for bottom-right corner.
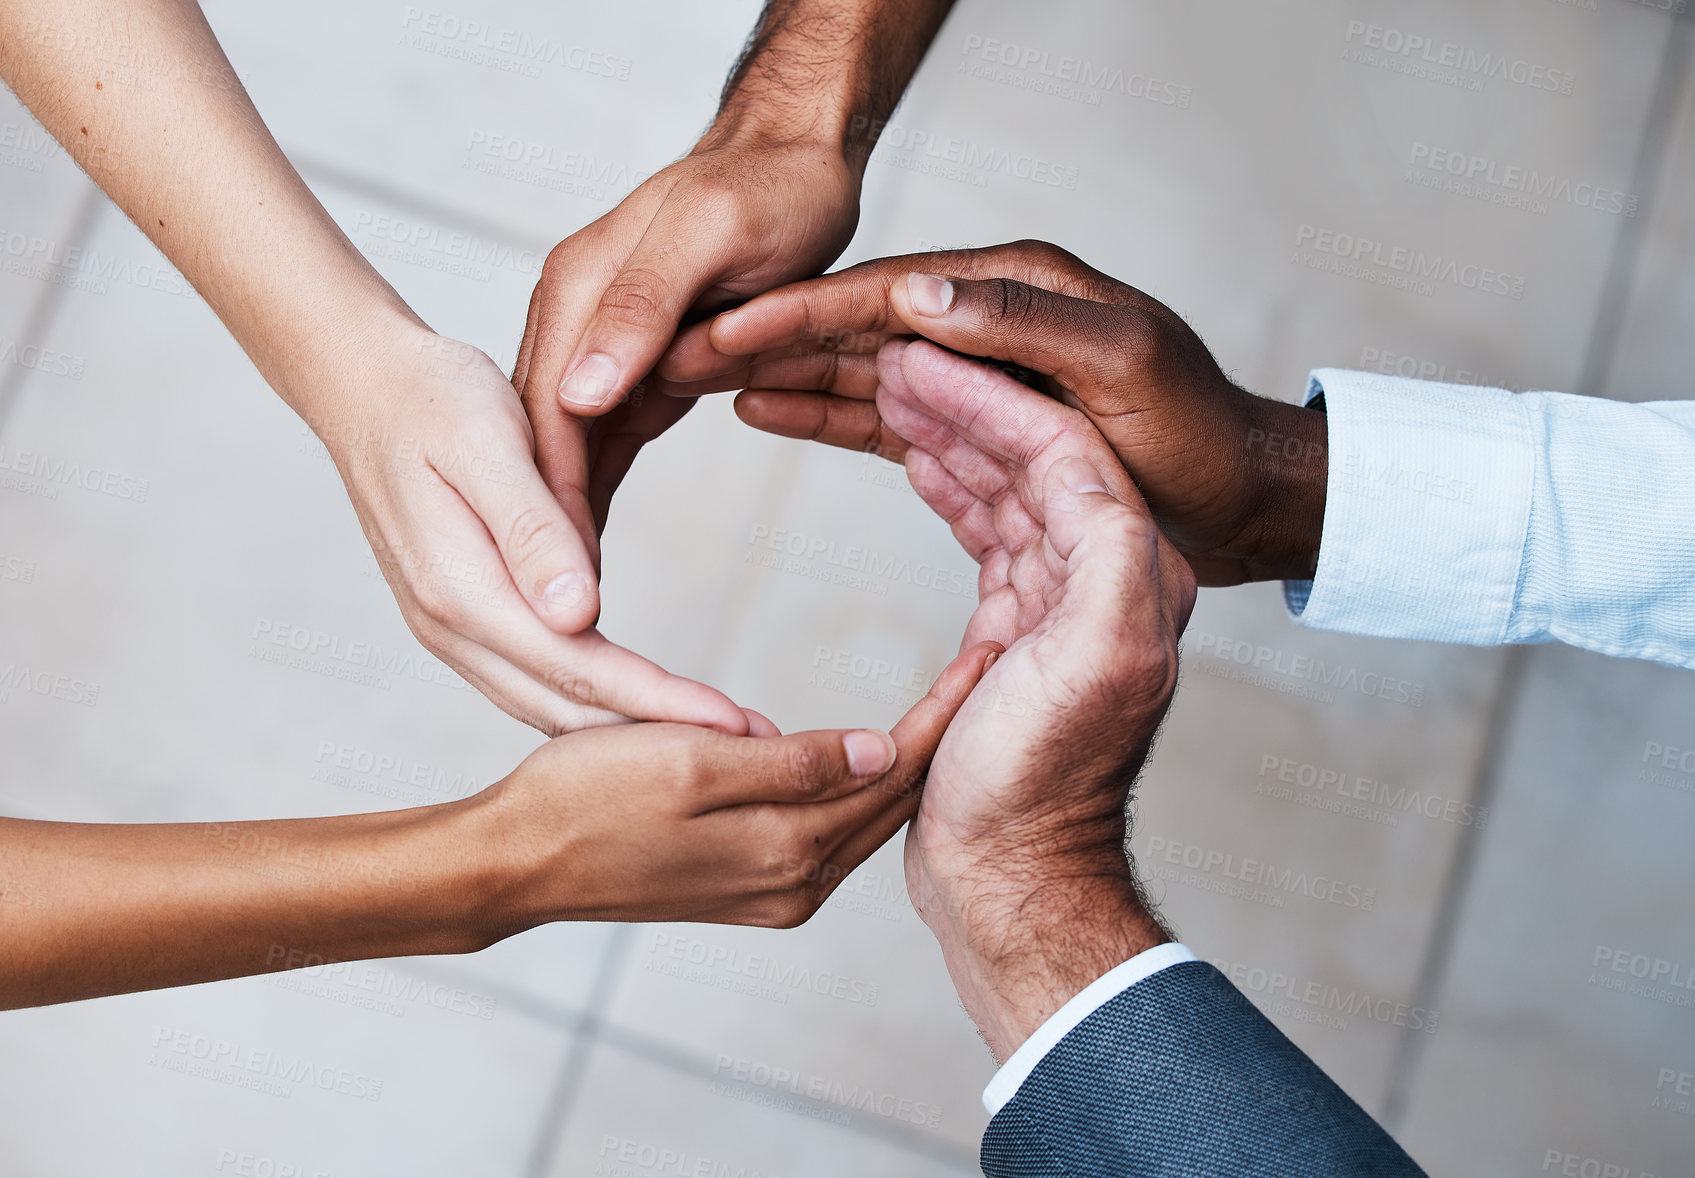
(0, 0), (744, 735)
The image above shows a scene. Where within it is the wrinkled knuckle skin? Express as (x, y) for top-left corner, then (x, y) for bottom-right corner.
(542, 663), (592, 704)
(502, 506), (565, 588)
(598, 268), (672, 326)
(784, 742), (834, 787)
(981, 276), (1038, 328)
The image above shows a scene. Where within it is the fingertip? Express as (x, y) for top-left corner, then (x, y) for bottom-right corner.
(905, 272), (957, 318)
(558, 352), (623, 413)
(743, 708), (781, 738)
(843, 729), (897, 777)
(537, 571), (601, 634)
(1048, 456), (1111, 502)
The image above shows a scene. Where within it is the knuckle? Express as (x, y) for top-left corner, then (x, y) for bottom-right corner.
(981, 276), (1038, 327)
(598, 267), (672, 326)
(781, 741), (836, 788)
(540, 661), (593, 703)
(410, 577), (467, 631)
(502, 505), (566, 582)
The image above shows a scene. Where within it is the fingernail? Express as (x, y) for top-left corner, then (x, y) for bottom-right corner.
(907, 272), (955, 318)
(983, 650), (1001, 672)
(1058, 458), (1109, 497)
(560, 353), (621, 407)
(843, 729), (897, 776)
(542, 572), (586, 611)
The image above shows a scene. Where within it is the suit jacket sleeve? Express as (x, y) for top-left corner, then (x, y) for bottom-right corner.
(981, 961), (1426, 1177)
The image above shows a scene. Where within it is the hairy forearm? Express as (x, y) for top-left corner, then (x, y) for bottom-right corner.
(708, 0), (955, 167)
(928, 873), (1170, 1061)
(0, 0), (420, 415)
(0, 802), (513, 1010)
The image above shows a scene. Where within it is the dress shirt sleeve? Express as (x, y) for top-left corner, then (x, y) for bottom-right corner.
(1286, 369), (1695, 669)
(981, 942), (1195, 1115)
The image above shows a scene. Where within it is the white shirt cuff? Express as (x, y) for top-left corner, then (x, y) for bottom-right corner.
(1286, 368), (1535, 646)
(981, 942), (1196, 1116)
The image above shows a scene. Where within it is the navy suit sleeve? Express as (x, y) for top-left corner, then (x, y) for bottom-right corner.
(981, 961), (1426, 1177)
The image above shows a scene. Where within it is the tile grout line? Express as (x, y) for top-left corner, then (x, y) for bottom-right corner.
(0, 184), (106, 440)
(521, 923), (635, 1178)
(388, 954), (981, 1170)
(1378, 645), (1528, 1131)
(1575, 8), (1693, 402)
(286, 147), (559, 258)
(1381, 7), (1693, 1132)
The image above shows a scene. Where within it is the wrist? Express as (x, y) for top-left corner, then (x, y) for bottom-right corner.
(921, 865), (1168, 1060)
(696, 103), (869, 176)
(266, 288), (427, 426)
(1237, 397), (1329, 582)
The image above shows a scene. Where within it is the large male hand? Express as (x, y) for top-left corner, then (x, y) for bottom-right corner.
(660, 240), (1329, 586)
(873, 340), (1197, 1059)
(509, 133), (862, 531)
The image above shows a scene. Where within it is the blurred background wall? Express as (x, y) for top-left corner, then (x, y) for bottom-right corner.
(1, 1), (1692, 1174)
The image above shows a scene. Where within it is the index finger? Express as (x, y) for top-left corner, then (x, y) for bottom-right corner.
(666, 241), (1132, 383)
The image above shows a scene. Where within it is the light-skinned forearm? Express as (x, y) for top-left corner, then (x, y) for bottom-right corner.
(704, 0), (956, 170)
(0, 801), (516, 1010)
(0, 0), (421, 416)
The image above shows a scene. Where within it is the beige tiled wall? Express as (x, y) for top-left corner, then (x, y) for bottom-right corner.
(0, 3), (1689, 1175)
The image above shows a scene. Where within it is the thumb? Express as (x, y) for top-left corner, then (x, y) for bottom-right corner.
(557, 217), (729, 414)
(701, 727), (900, 808)
(1042, 457), (1165, 637)
(447, 450), (601, 634)
(890, 271), (1143, 401)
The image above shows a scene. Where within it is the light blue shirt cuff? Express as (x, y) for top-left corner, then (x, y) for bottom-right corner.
(981, 942), (1196, 1116)
(1285, 370), (1695, 668)
(1285, 368), (1535, 646)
